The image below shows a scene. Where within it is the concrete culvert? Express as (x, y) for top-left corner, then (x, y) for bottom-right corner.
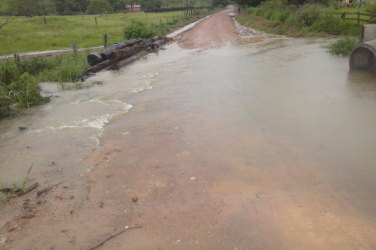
(349, 39), (376, 72)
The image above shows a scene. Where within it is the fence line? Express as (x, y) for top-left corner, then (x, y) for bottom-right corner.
(334, 12), (376, 24)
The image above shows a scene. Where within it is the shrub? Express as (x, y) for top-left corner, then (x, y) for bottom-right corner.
(39, 54), (88, 82)
(312, 13), (347, 35)
(247, 7), (256, 14)
(0, 73), (45, 118)
(0, 53), (88, 118)
(329, 36), (357, 55)
(367, 1), (376, 14)
(86, 0), (113, 14)
(294, 4), (322, 27)
(0, 61), (19, 85)
(124, 20), (156, 40)
(367, 1), (376, 22)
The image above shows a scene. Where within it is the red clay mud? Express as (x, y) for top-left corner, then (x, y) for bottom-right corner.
(179, 6), (237, 49)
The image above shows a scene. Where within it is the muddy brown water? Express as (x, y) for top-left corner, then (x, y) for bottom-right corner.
(1, 36), (376, 249)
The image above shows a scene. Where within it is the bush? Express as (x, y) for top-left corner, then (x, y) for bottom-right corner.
(86, 0), (113, 14)
(312, 13), (353, 35)
(329, 36), (357, 55)
(367, 1), (376, 22)
(0, 73), (45, 118)
(0, 53), (88, 118)
(294, 4), (322, 27)
(124, 20), (156, 40)
(367, 1), (376, 14)
(243, 0), (361, 36)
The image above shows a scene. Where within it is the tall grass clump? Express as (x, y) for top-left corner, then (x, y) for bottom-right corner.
(294, 4), (322, 27)
(0, 62), (46, 118)
(329, 36), (357, 55)
(38, 54), (88, 82)
(124, 20), (157, 40)
(0, 53), (88, 118)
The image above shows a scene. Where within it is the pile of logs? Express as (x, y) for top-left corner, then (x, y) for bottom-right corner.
(81, 36), (171, 81)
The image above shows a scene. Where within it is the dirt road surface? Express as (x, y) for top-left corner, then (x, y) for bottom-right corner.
(1, 6), (376, 250)
(178, 7), (237, 49)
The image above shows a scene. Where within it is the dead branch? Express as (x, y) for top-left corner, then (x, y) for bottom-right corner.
(0, 182), (39, 197)
(16, 182), (39, 196)
(89, 225), (142, 250)
(36, 182), (63, 197)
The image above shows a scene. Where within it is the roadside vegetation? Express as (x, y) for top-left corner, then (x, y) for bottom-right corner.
(235, 0), (376, 55)
(0, 165), (33, 204)
(0, 12), (185, 55)
(237, 1), (360, 36)
(0, 53), (88, 118)
(329, 36), (358, 55)
(0, 4), (215, 119)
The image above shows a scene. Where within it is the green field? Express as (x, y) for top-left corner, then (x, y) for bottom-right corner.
(0, 11), (186, 55)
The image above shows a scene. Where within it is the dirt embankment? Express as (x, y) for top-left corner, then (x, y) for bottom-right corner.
(179, 6), (238, 49)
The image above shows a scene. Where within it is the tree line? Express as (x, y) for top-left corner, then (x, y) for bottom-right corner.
(1, 0), (214, 16)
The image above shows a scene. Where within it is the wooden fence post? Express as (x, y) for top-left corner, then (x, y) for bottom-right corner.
(43, 16), (47, 25)
(95, 16), (98, 25)
(14, 54), (20, 64)
(103, 34), (108, 48)
(357, 12), (360, 24)
(72, 41), (78, 54)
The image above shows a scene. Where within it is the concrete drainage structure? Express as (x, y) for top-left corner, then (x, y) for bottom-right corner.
(349, 24), (376, 72)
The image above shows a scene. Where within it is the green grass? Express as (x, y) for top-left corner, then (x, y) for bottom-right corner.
(0, 11), (188, 55)
(333, 7), (374, 24)
(0, 53), (89, 118)
(0, 165), (33, 204)
(329, 36), (358, 55)
(334, 7), (367, 13)
(237, 2), (362, 37)
(0, 9), (214, 118)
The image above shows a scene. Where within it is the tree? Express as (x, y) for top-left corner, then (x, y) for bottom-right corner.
(8, 0), (38, 16)
(141, 0), (162, 11)
(234, 0), (265, 7)
(55, 0), (89, 15)
(108, 0), (141, 12)
(211, 0), (230, 6)
(37, 0), (57, 15)
(86, 0), (113, 14)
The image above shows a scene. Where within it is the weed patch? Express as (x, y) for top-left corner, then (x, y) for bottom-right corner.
(0, 165), (35, 204)
(329, 36), (358, 55)
(237, 1), (361, 37)
(0, 53), (88, 118)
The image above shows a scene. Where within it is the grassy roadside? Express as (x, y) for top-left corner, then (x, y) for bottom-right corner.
(0, 10), (213, 56)
(0, 53), (88, 118)
(0, 9), (214, 119)
(237, 2), (361, 37)
(236, 1), (364, 55)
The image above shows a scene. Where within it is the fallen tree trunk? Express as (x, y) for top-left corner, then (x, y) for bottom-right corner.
(81, 36), (171, 81)
(87, 38), (143, 66)
(110, 51), (149, 70)
(108, 44), (145, 61)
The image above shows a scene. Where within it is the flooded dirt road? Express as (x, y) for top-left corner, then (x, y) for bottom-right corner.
(1, 7), (376, 250)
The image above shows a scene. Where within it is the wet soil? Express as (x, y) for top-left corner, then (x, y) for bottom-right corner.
(1, 6), (376, 250)
(178, 7), (237, 49)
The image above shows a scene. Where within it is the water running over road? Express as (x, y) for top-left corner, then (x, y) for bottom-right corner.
(1, 11), (376, 250)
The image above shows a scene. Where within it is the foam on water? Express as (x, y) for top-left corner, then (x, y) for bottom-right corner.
(45, 114), (112, 131)
(31, 100), (133, 133)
